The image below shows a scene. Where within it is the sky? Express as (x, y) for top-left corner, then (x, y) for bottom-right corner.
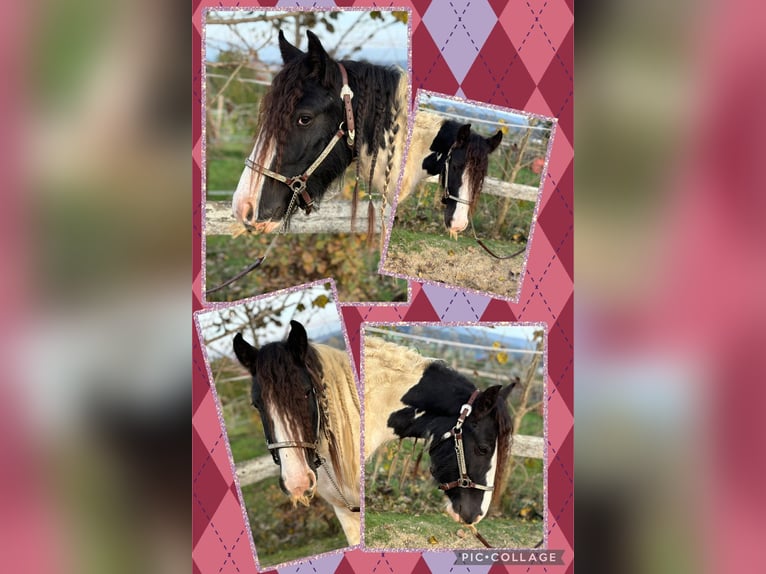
(419, 92), (556, 137)
(205, 10), (409, 67)
(196, 284), (344, 360)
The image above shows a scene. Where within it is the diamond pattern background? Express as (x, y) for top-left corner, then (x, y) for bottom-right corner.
(193, 1), (573, 572)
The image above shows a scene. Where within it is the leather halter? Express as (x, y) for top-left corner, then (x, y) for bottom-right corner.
(436, 390), (495, 493)
(244, 62), (356, 216)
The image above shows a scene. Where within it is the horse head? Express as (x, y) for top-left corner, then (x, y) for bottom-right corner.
(387, 363), (514, 525)
(233, 320), (324, 507)
(232, 30), (354, 232)
(422, 122), (503, 234)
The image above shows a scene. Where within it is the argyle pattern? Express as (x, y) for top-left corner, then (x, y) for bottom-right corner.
(193, 2), (573, 573)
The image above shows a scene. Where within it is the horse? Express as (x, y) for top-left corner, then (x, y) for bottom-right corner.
(363, 336), (514, 526)
(233, 320), (361, 546)
(406, 111), (503, 234)
(232, 30), (412, 234)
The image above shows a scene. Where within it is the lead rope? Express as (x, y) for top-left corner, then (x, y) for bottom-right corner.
(467, 524), (493, 548)
(316, 453), (360, 513)
(205, 188), (300, 296)
(468, 217), (527, 260)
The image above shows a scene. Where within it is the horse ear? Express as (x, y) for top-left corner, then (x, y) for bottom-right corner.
(287, 320), (309, 362)
(473, 385), (503, 419)
(487, 130), (503, 153)
(278, 29), (303, 64)
(306, 30), (330, 79)
(456, 123), (471, 147)
(487, 130), (503, 152)
(499, 377), (518, 403)
(233, 333), (258, 372)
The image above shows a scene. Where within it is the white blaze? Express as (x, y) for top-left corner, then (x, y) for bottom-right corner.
(231, 137), (275, 226)
(476, 444), (498, 523)
(450, 168), (471, 232)
(268, 404), (315, 500)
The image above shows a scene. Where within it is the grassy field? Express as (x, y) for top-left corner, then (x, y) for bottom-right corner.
(365, 511), (542, 549)
(383, 182), (534, 296)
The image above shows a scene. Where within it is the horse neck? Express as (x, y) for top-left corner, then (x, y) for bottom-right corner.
(362, 337), (432, 459)
(346, 65), (408, 205)
(314, 344), (361, 494)
(398, 109), (444, 204)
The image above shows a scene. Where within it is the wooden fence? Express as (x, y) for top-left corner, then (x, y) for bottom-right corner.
(235, 433), (544, 487)
(205, 178), (539, 235)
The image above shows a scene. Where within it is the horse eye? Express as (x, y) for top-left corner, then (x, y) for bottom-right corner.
(476, 444), (490, 456)
(297, 114), (313, 126)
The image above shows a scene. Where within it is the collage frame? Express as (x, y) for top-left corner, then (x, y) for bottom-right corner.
(193, 2), (574, 573)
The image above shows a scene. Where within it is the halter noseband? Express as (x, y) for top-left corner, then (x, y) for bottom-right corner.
(244, 62), (356, 216)
(436, 389), (495, 493)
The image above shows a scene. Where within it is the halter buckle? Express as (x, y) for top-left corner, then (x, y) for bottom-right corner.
(340, 84), (354, 101)
(458, 477), (472, 488)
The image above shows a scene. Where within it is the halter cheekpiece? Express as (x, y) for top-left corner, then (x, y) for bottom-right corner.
(244, 62), (357, 217)
(439, 147), (472, 207)
(436, 389), (495, 493)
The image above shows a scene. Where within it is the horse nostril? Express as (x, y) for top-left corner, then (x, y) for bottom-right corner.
(244, 203), (254, 224)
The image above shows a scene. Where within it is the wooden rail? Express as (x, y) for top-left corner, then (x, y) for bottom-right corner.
(235, 434), (545, 487)
(205, 178), (539, 235)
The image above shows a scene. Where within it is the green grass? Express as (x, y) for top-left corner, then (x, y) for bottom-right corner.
(240, 478), (348, 568)
(206, 140), (251, 192)
(395, 182), (535, 242)
(365, 511), (542, 549)
(389, 227), (517, 258)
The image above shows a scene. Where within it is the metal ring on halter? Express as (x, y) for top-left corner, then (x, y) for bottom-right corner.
(287, 177), (307, 195)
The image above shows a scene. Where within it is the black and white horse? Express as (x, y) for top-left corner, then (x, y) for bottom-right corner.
(233, 321), (361, 545)
(363, 336), (514, 526)
(407, 111), (503, 234)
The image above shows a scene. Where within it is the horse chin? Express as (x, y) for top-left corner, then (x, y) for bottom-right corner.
(449, 222), (468, 239)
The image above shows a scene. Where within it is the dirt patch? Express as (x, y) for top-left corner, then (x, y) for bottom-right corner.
(383, 242), (525, 298)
